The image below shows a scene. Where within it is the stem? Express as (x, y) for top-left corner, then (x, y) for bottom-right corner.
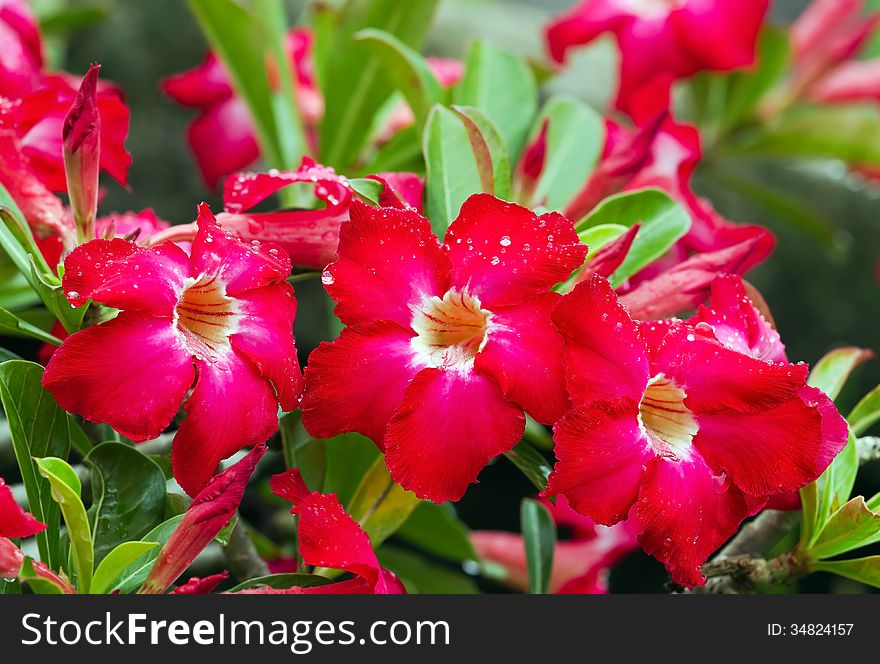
(699, 552), (807, 594)
(222, 518), (269, 582)
(715, 509), (800, 560)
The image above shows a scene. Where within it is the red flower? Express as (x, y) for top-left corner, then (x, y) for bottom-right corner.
(238, 469), (405, 594)
(170, 571), (230, 594)
(472, 496), (639, 593)
(42, 204), (302, 496)
(0, 0), (43, 98)
(0, 476), (45, 578)
(162, 28), (322, 188)
(546, 0), (769, 115)
(547, 274), (848, 587)
(302, 195), (588, 502)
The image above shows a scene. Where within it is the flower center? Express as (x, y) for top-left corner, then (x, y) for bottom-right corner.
(174, 274), (239, 360)
(638, 374), (697, 459)
(411, 288), (492, 371)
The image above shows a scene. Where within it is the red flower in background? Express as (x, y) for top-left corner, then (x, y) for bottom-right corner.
(547, 274), (848, 587)
(238, 469), (406, 594)
(472, 496), (639, 593)
(0, 0), (42, 98)
(546, 0), (769, 115)
(162, 28), (322, 188)
(42, 204), (302, 496)
(302, 195), (587, 502)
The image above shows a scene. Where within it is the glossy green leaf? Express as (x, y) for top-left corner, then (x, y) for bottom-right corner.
(0, 360), (81, 569)
(579, 223), (627, 255)
(91, 541), (159, 595)
(504, 440), (552, 492)
(348, 178), (384, 206)
(808, 347), (873, 401)
(451, 105), (511, 200)
(227, 573), (333, 593)
(356, 28), (442, 132)
(36, 457), (93, 593)
(423, 104), (482, 234)
(848, 383), (880, 436)
(377, 545), (479, 594)
(576, 189), (691, 287)
(113, 515), (184, 594)
(810, 497), (880, 560)
(454, 41), (537, 159)
(799, 480), (819, 550)
(521, 498), (555, 594)
(810, 429), (859, 547)
(347, 455), (420, 548)
(85, 442), (167, 564)
(0, 306), (62, 344)
(526, 95), (604, 211)
(397, 502), (475, 562)
(318, 0), (438, 168)
(811, 556), (880, 589)
(323, 432), (381, 508)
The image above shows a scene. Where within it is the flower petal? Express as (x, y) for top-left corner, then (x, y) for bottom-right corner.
(61, 237), (189, 315)
(385, 368), (525, 503)
(553, 274), (649, 404)
(474, 292), (569, 424)
(323, 201), (450, 328)
(230, 282), (303, 412)
(301, 321), (418, 448)
(186, 98), (259, 189)
(444, 194), (587, 308)
(636, 453), (752, 588)
(0, 477), (45, 538)
(547, 399), (651, 525)
(172, 351), (279, 497)
(43, 313), (194, 441)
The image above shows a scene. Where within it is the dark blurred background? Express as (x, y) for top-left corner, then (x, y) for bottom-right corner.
(55, 0), (880, 592)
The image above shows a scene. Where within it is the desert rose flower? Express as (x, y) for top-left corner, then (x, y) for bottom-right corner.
(546, 0), (769, 115)
(0, 0), (43, 98)
(547, 274), (848, 587)
(302, 195), (588, 502)
(42, 204), (302, 496)
(236, 469), (405, 594)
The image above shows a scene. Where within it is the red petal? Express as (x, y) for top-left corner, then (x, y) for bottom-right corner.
(269, 468), (311, 505)
(172, 351), (279, 497)
(636, 453), (752, 588)
(671, 0), (768, 71)
(161, 53), (233, 108)
(474, 292), (569, 424)
(190, 203), (291, 296)
(0, 477), (45, 538)
(43, 314), (195, 441)
(185, 98), (259, 189)
(230, 282), (303, 411)
(95, 86), (132, 186)
(171, 571), (229, 594)
(367, 172), (424, 211)
(301, 321), (417, 448)
(444, 194), (587, 308)
(324, 201), (450, 328)
(547, 399), (651, 525)
(61, 237), (189, 315)
(385, 368), (525, 502)
(552, 274), (649, 404)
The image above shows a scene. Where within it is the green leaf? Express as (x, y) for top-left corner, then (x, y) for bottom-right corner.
(347, 455), (420, 548)
(84, 442), (167, 564)
(811, 556), (880, 589)
(0, 306), (62, 344)
(397, 502), (476, 562)
(849, 383), (880, 436)
(318, 0), (438, 168)
(809, 429), (860, 548)
(348, 178), (384, 206)
(453, 41), (537, 159)
(504, 440), (552, 492)
(35, 457), (93, 593)
(187, 0), (283, 168)
(377, 545), (479, 594)
(18, 558), (67, 594)
(323, 432), (381, 508)
(0, 360), (82, 569)
(91, 541), (159, 595)
(810, 497), (880, 560)
(227, 573), (333, 593)
(423, 104), (482, 234)
(799, 481), (819, 550)
(525, 95), (604, 211)
(113, 515), (184, 594)
(808, 347), (873, 401)
(521, 498), (555, 594)
(576, 189), (691, 287)
(451, 105), (512, 200)
(355, 28), (442, 132)
(579, 223), (627, 254)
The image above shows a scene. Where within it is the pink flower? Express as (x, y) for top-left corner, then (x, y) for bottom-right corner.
(141, 446), (266, 594)
(547, 274), (848, 587)
(546, 0), (769, 115)
(42, 204), (302, 496)
(472, 496), (639, 593)
(237, 469), (405, 594)
(162, 28), (322, 188)
(301, 195), (588, 502)
(0, 0), (43, 98)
